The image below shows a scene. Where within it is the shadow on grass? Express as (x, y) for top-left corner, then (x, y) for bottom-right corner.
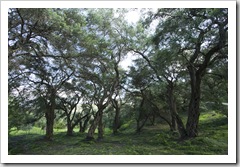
(8, 112), (228, 155)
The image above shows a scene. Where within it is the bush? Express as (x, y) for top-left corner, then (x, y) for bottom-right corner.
(119, 120), (135, 132)
(54, 120), (66, 130)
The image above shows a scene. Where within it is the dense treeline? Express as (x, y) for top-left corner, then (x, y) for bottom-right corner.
(8, 8), (227, 141)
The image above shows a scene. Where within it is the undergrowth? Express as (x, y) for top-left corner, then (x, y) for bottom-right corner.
(8, 111), (228, 155)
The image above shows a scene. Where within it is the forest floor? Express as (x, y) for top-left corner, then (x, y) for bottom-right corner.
(8, 110), (228, 155)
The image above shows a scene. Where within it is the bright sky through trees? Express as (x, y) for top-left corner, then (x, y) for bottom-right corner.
(119, 9), (158, 70)
(119, 9), (141, 70)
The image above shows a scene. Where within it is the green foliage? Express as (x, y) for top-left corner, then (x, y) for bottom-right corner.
(54, 119), (66, 130)
(119, 120), (135, 132)
(8, 96), (38, 133)
(8, 97), (25, 132)
(9, 110), (227, 155)
(34, 117), (45, 128)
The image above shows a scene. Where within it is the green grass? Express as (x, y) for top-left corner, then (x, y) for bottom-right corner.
(8, 111), (228, 155)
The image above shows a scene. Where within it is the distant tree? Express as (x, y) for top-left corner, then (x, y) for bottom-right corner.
(57, 94), (81, 136)
(8, 96), (27, 133)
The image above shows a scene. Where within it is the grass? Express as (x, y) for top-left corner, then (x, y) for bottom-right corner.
(8, 111), (228, 155)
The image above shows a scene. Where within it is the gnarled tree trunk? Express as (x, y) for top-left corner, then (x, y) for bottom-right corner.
(86, 106), (105, 140)
(86, 111), (101, 140)
(79, 115), (90, 133)
(186, 66), (202, 138)
(174, 112), (187, 139)
(136, 97), (149, 133)
(166, 80), (188, 138)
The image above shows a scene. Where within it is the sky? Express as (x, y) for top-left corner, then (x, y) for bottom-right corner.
(119, 52), (138, 70)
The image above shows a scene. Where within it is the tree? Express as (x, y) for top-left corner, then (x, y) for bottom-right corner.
(57, 94), (81, 136)
(127, 17), (182, 134)
(8, 96), (28, 133)
(146, 8), (228, 138)
(8, 8), (82, 140)
(71, 9), (131, 140)
(8, 8), (58, 139)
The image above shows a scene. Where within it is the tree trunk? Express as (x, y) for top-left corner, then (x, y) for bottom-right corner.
(83, 116), (90, 131)
(146, 99), (173, 131)
(136, 119), (140, 133)
(186, 66), (202, 138)
(149, 113), (155, 126)
(166, 81), (177, 131)
(136, 97), (147, 133)
(97, 111), (104, 140)
(45, 88), (56, 141)
(67, 127), (73, 136)
(79, 115), (90, 133)
(113, 105), (120, 135)
(66, 121), (73, 136)
(171, 114), (176, 131)
(166, 80), (188, 138)
(79, 121), (84, 133)
(86, 107), (105, 140)
(136, 115), (149, 133)
(83, 115), (90, 132)
(45, 108), (54, 140)
(175, 113), (187, 139)
(136, 120), (142, 133)
(86, 111), (100, 140)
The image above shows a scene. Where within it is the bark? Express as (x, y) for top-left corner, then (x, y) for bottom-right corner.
(112, 99), (120, 135)
(97, 111), (104, 140)
(186, 66), (202, 138)
(111, 59), (121, 135)
(45, 89), (56, 141)
(67, 128), (73, 136)
(79, 115), (90, 133)
(45, 108), (54, 140)
(146, 98), (173, 130)
(166, 81), (177, 131)
(66, 121), (73, 136)
(64, 112), (75, 136)
(175, 113), (187, 139)
(165, 79), (188, 138)
(136, 97), (149, 133)
(171, 114), (176, 131)
(79, 121), (84, 133)
(86, 106), (105, 140)
(83, 116), (90, 132)
(136, 119), (140, 133)
(169, 99), (177, 131)
(85, 112), (100, 140)
(113, 108), (120, 135)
